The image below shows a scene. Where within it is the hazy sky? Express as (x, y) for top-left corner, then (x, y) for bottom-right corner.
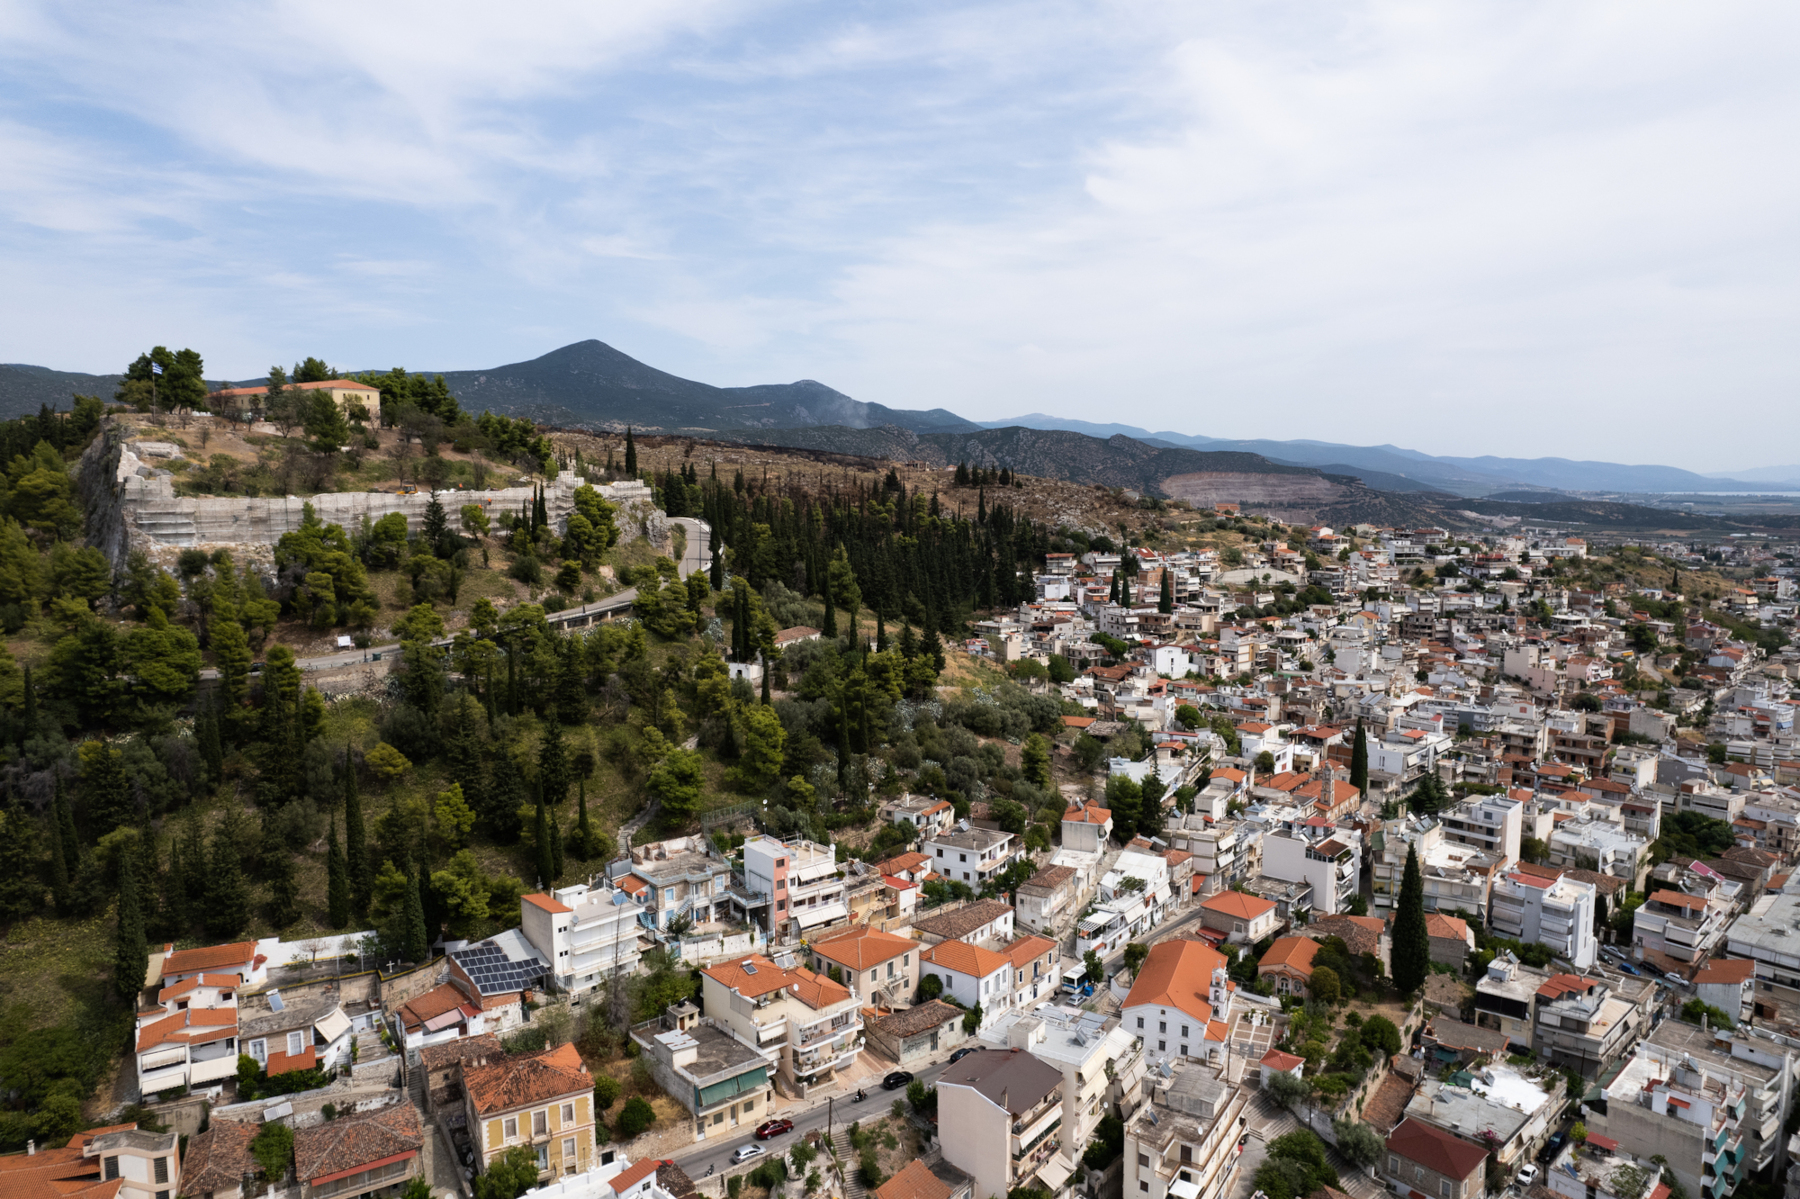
(3, 1), (1797, 471)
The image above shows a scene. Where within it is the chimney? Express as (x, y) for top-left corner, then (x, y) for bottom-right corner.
(27, 1141), (36, 1156)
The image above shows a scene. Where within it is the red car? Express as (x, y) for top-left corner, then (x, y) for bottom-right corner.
(753, 1120), (795, 1140)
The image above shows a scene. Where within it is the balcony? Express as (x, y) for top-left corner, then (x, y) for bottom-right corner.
(138, 1062), (188, 1093)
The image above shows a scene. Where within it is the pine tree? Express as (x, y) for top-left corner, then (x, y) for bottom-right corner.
(1350, 721), (1369, 796)
(1158, 569), (1174, 614)
(113, 863), (147, 1005)
(921, 625), (945, 672)
(344, 754), (370, 918)
(534, 789), (553, 889)
(1391, 844), (1430, 995)
(876, 614), (888, 654)
(326, 817), (351, 929)
(624, 428), (637, 477)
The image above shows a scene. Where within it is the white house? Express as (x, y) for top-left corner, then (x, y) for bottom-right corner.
(921, 940), (1014, 1031)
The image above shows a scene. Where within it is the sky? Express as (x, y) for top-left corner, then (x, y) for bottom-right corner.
(2, 0), (1797, 472)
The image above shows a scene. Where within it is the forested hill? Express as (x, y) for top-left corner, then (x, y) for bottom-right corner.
(436, 340), (977, 435)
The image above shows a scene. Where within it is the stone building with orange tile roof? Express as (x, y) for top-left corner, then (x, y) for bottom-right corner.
(462, 1043), (594, 1181)
(294, 1105), (423, 1199)
(1256, 936), (1320, 998)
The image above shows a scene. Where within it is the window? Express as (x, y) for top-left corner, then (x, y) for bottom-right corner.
(778, 900), (787, 911)
(871, 970), (878, 982)
(563, 1139), (577, 1172)
(535, 1145), (549, 1171)
(1180, 1044), (1188, 1056)
(1138, 1154), (1149, 1168)
(287, 1031), (305, 1056)
(1139, 1184), (1149, 1193)
(903, 955), (910, 966)
(960, 854), (967, 862)
(533, 1110), (549, 1136)
(1439, 1185), (1450, 1199)
(504, 1117), (519, 1141)
(1180, 1025), (1189, 1037)
(155, 1158), (169, 1184)
(1389, 1158), (1400, 1174)
(888, 962), (896, 978)
(937, 849), (944, 857)
(1179, 1147), (1192, 1164)
(249, 1038), (268, 1062)
(104, 1159), (119, 1181)
(561, 1104), (575, 1124)
(1136, 1017), (1144, 1029)
(1158, 1041), (1166, 1051)
(1158, 1022), (1166, 1033)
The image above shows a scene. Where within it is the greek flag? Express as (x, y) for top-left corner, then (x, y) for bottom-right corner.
(151, 362), (164, 376)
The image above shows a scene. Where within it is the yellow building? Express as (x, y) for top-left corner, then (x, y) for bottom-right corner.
(207, 379), (382, 423)
(461, 1043), (595, 1183)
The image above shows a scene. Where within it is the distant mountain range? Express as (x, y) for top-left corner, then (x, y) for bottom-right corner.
(7, 339), (1797, 496)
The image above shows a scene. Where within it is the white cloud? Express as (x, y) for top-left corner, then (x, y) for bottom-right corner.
(0, 0), (1796, 471)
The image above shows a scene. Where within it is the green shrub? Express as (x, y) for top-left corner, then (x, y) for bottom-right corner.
(594, 1075), (621, 1110)
(616, 1096), (655, 1138)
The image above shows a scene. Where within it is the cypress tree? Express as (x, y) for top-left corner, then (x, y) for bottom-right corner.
(113, 863), (146, 1005)
(52, 775), (79, 887)
(195, 697), (222, 784)
(344, 753), (370, 918)
(21, 665), (37, 742)
(534, 789), (553, 888)
(205, 807), (249, 939)
(876, 614), (888, 654)
(1391, 844), (1430, 995)
(326, 817), (351, 929)
(160, 838), (187, 936)
(1158, 569), (1174, 615)
(710, 546), (725, 590)
(47, 802), (71, 913)
(624, 428), (637, 477)
(1108, 570), (1120, 606)
(539, 729), (569, 806)
(761, 663), (771, 705)
(822, 590), (837, 638)
(400, 860), (428, 962)
(265, 842), (300, 930)
(1350, 721), (1369, 796)
(572, 780), (597, 861)
(550, 812), (564, 883)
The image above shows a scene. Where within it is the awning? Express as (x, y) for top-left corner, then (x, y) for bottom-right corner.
(797, 902), (849, 929)
(1035, 1154), (1077, 1193)
(422, 1009), (464, 1033)
(314, 1008), (353, 1044)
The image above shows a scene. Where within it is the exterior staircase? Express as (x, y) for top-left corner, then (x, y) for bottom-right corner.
(829, 1127), (867, 1199)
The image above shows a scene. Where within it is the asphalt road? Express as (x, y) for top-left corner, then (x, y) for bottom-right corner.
(671, 517), (711, 580)
(668, 1058), (954, 1180)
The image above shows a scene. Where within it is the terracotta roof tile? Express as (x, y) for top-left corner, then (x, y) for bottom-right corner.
(811, 926), (918, 971)
(1386, 1117), (1487, 1180)
(180, 1120), (259, 1196)
(294, 1104), (422, 1184)
(162, 940), (258, 977)
(464, 1045), (590, 1116)
(922, 939), (1010, 978)
(1200, 891), (1276, 920)
(523, 893), (573, 915)
(875, 1159), (954, 1199)
(1122, 939), (1226, 1026)
(1259, 938), (1319, 976)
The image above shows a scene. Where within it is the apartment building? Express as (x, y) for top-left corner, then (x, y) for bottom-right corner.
(1489, 869), (1598, 969)
(1122, 1059), (1251, 1199)
(1473, 953), (1551, 1052)
(133, 973), (239, 1098)
(1402, 1068), (1564, 1173)
(518, 884), (643, 996)
(1372, 816), (1497, 925)
(984, 1005), (1146, 1194)
(0, 1123), (182, 1199)
(912, 899), (1016, 950)
(1548, 819), (1651, 888)
(1166, 817), (1246, 890)
(741, 836), (847, 942)
(623, 835), (735, 934)
(1589, 1020), (1799, 1199)
(921, 941), (1013, 1032)
(631, 1006), (778, 1142)
(1438, 794), (1524, 865)
(463, 1043), (595, 1182)
(1533, 974), (1643, 1079)
(700, 954), (863, 1097)
(1631, 888), (1728, 965)
(924, 825), (1021, 889)
(1261, 825), (1361, 917)
(1015, 865), (1083, 935)
(936, 1048), (1068, 1199)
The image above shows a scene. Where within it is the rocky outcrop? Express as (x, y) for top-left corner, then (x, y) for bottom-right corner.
(78, 418), (667, 570)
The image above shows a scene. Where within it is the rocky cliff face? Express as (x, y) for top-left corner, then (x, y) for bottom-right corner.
(78, 418), (668, 571)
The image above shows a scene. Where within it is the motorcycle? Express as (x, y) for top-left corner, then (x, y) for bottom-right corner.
(851, 1089), (867, 1103)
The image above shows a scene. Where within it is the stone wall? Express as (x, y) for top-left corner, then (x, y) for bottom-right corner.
(78, 419), (666, 570)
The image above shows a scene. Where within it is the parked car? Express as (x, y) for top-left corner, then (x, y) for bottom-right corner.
(883, 1071), (915, 1090)
(1516, 1165), (1539, 1187)
(754, 1120), (795, 1140)
(733, 1146), (767, 1165)
(1664, 972), (1686, 986)
(1537, 1133), (1566, 1163)
(948, 1047), (977, 1064)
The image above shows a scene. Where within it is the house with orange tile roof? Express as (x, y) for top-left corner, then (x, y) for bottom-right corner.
(1424, 913), (1475, 968)
(1060, 800), (1113, 854)
(700, 954), (863, 1097)
(921, 940), (1015, 1033)
(1196, 890), (1279, 944)
(392, 981), (491, 1056)
(295, 1104), (423, 1199)
(883, 793), (958, 839)
(1692, 957), (1755, 1024)
(0, 1124), (181, 1199)
(463, 1043), (593, 1181)
(1120, 938), (1230, 1066)
(154, 939), (266, 990)
(872, 1158), (975, 1199)
(1003, 935), (1062, 1008)
(133, 962), (242, 1098)
(179, 1119), (258, 1199)
(1382, 1117), (1488, 1199)
(1258, 936), (1324, 998)
(807, 925), (921, 1005)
